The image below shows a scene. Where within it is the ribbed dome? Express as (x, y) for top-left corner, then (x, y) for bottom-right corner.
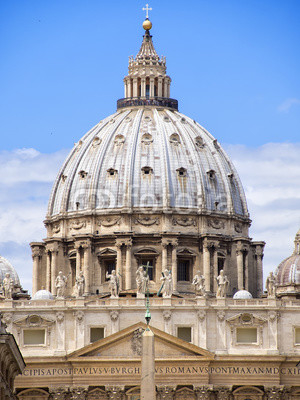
(0, 255), (20, 286)
(47, 108), (248, 218)
(275, 229), (300, 289)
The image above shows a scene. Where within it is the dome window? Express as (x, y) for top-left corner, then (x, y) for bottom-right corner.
(169, 133), (181, 146)
(141, 133), (153, 145)
(78, 170), (88, 179)
(181, 117), (187, 124)
(142, 166), (153, 176)
(92, 137), (101, 147)
(213, 139), (220, 149)
(107, 168), (118, 177)
(195, 136), (204, 149)
(164, 116), (170, 122)
(114, 134), (125, 146)
(227, 173), (234, 179)
(207, 169), (216, 180)
(176, 167), (187, 177)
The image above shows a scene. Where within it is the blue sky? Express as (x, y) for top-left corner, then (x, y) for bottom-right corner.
(0, 0), (300, 292)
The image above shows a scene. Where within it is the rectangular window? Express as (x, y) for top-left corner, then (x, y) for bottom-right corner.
(104, 260), (116, 280)
(236, 327), (257, 344)
(23, 329), (45, 345)
(178, 260), (190, 281)
(90, 327), (104, 343)
(295, 328), (300, 344)
(177, 327), (192, 342)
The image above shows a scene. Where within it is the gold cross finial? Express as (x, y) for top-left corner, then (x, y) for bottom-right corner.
(142, 3), (152, 19)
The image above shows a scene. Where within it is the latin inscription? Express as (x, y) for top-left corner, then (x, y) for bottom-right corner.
(22, 366), (300, 377)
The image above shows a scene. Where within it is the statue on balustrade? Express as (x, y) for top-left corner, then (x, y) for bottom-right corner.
(192, 271), (206, 296)
(106, 270), (120, 298)
(74, 271), (85, 297)
(55, 271), (68, 298)
(3, 273), (14, 299)
(159, 269), (173, 298)
(136, 266), (149, 295)
(216, 270), (229, 298)
(266, 271), (276, 298)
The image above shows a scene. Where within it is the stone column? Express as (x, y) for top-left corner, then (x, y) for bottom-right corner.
(124, 78), (127, 98)
(110, 310), (119, 335)
(116, 241), (123, 290)
(133, 78), (138, 97)
(46, 250), (51, 292)
(141, 328), (156, 400)
(213, 246), (219, 293)
(256, 246), (264, 296)
(216, 311), (226, 352)
(171, 241), (178, 292)
(141, 78), (146, 97)
(76, 246), (81, 278)
(163, 79), (168, 98)
(150, 78), (155, 97)
(162, 242), (168, 273)
(244, 251), (249, 290)
(105, 386), (125, 400)
(55, 312), (65, 354)
(158, 77), (163, 97)
(127, 79), (132, 98)
(163, 310), (172, 335)
(268, 311), (280, 350)
(167, 79), (171, 98)
(83, 241), (91, 295)
(51, 246), (58, 295)
(157, 386), (176, 400)
(203, 240), (211, 293)
(31, 247), (41, 295)
(74, 310), (85, 349)
(236, 248), (244, 290)
(125, 239), (132, 290)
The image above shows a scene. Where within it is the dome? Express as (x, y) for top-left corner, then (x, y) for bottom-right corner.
(32, 289), (54, 300)
(233, 290), (253, 299)
(0, 255), (20, 286)
(275, 230), (300, 287)
(47, 109), (248, 218)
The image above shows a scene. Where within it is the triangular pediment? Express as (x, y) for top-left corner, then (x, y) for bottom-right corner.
(68, 322), (214, 360)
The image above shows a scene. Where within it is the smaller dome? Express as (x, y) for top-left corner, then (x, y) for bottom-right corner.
(275, 229), (300, 287)
(32, 289), (54, 300)
(0, 255), (20, 286)
(233, 290), (253, 299)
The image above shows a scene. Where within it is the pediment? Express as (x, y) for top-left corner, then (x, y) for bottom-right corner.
(68, 322), (214, 360)
(226, 313), (267, 326)
(13, 314), (55, 328)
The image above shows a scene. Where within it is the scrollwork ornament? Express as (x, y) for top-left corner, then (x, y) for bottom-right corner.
(194, 386), (212, 400)
(265, 387), (284, 400)
(110, 311), (119, 321)
(2, 313), (12, 325)
(172, 216), (196, 226)
(98, 216), (121, 227)
(49, 387), (68, 400)
(56, 312), (64, 323)
(74, 310), (84, 324)
(163, 310), (172, 321)
(215, 387), (231, 400)
(197, 310), (206, 321)
(71, 387), (88, 400)
(105, 386), (125, 400)
(217, 311), (226, 322)
(207, 218), (225, 229)
(134, 215), (159, 226)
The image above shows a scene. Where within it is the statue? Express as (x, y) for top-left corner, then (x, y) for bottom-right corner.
(192, 271), (205, 296)
(136, 266), (149, 295)
(74, 271), (85, 297)
(106, 270), (119, 297)
(216, 270), (229, 298)
(3, 273), (14, 299)
(159, 269), (173, 298)
(266, 271), (276, 297)
(55, 271), (68, 298)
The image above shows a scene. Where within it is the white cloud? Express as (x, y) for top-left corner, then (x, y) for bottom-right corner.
(277, 98), (300, 113)
(225, 142), (300, 282)
(1, 143), (300, 295)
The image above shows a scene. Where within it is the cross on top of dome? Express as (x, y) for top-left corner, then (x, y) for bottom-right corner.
(142, 4), (152, 19)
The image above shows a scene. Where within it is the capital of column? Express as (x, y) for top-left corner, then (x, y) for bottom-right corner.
(71, 387), (88, 400)
(157, 385), (176, 399)
(49, 387), (69, 400)
(203, 238), (219, 250)
(265, 386), (285, 400)
(194, 385), (213, 400)
(45, 242), (59, 253)
(236, 241), (249, 253)
(255, 246), (264, 258)
(31, 247), (42, 259)
(124, 238), (132, 248)
(214, 387), (231, 400)
(105, 385), (125, 399)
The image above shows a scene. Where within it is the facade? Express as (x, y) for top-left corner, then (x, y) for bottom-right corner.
(1, 15), (300, 400)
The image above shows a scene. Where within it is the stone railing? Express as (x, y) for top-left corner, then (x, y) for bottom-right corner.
(117, 97), (179, 111)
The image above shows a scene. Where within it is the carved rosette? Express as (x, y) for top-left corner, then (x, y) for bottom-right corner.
(105, 386), (125, 400)
(157, 385), (176, 399)
(194, 386), (212, 400)
(71, 387), (88, 400)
